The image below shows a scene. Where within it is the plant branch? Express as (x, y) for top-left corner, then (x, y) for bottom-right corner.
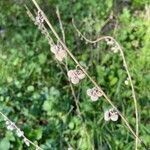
(29, 0), (146, 149)
(0, 111), (43, 150)
(55, 9), (82, 117)
(72, 19), (139, 150)
(56, 6), (65, 43)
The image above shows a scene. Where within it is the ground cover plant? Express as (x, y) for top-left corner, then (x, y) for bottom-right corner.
(0, 0), (149, 150)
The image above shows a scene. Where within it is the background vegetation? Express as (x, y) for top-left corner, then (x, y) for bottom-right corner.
(0, 0), (149, 149)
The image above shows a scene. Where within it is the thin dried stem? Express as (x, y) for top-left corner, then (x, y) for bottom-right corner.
(56, 9), (82, 117)
(0, 111), (43, 150)
(57, 60), (82, 117)
(72, 20), (139, 150)
(65, 61), (82, 117)
(56, 6), (65, 43)
(28, 0), (146, 149)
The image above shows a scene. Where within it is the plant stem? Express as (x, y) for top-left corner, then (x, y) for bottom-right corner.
(30, 0), (146, 149)
(0, 111), (43, 150)
(72, 20), (139, 150)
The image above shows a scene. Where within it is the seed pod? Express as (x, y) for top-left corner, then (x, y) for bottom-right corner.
(104, 108), (119, 121)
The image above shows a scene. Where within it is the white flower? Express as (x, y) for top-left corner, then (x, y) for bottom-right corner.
(76, 70), (85, 79)
(87, 88), (98, 101)
(16, 129), (24, 137)
(110, 112), (118, 121)
(50, 45), (58, 54)
(104, 108), (119, 121)
(86, 89), (92, 96)
(67, 70), (75, 77)
(113, 49), (119, 53)
(125, 78), (129, 85)
(7, 124), (15, 131)
(68, 147), (73, 150)
(67, 69), (85, 84)
(91, 95), (99, 101)
(111, 46), (119, 53)
(50, 43), (67, 61)
(6, 121), (15, 131)
(105, 39), (114, 45)
(87, 87), (102, 101)
(23, 138), (30, 147)
(104, 110), (110, 121)
(95, 89), (103, 97)
(5, 120), (10, 125)
(68, 70), (79, 84)
(71, 76), (80, 84)
(35, 11), (44, 25)
(55, 50), (67, 61)
(124, 80), (129, 85)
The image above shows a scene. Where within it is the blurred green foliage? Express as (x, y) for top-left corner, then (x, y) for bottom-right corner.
(0, 0), (149, 149)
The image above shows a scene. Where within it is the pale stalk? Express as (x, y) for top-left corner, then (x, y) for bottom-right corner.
(29, 0), (146, 148)
(72, 20), (139, 150)
(0, 111), (43, 150)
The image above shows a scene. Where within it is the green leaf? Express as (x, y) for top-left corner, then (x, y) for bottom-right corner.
(30, 128), (43, 140)
(43, 100), (52, 112)
(0, 138), (10, 150)
(6, 131), (15, 141)
(110, 77), (118, 86)
(68, 122), (75, 130)
(49, 87), (60, 97)
(27, 85), (34, 92)
(13, 57), (20, 66)
(38, 53), (47, 64)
